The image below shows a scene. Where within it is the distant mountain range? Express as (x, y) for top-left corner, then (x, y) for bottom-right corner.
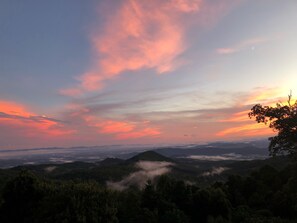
(154, 142), (269, 158)
(0, 142), (291, 190)
(0, 139), (270, 168)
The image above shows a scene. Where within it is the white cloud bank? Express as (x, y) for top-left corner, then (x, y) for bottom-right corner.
(107, 161), (174, 191)
(202, 167), (229, 176)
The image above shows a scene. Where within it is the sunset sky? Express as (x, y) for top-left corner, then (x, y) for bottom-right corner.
(0, 0), (296, 149)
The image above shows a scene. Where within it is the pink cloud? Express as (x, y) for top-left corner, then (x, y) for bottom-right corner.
(216, 48), (237, 55)
(81, 114), (161, 140)
(173, 0), (202, 12)
(116, 127), (161, 140)
(83, 0), (202, 90)
(217, 37), (268, 55)
(98, 120), (135, 134)
(0, 100), (75, 137)
(60, 0), (204, 94)
(59, 87), (83, 97)
(58, 86), (287, 145)
(58, 0), (243, 96)
(219, 110), (251, 122)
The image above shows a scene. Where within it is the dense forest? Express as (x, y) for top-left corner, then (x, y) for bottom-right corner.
(0, 158), (296, 223)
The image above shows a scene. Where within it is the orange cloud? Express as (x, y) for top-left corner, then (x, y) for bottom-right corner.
(215, 88), (291, 138)
(83, 115), (160, 140)
(242, 87), (295, 107)
(0, 101), (32, 117)
(117, 127), (161, 140)
(0, 100), (74, 137)
(98, 120), (135, 134)
(216, 123), (273, 137)
(219, 110), (251, 122)
(245, 89), (282, 105)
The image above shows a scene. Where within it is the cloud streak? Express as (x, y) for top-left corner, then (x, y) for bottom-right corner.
(0, 101), (73, 137)
(213, 87), (291, 138)
(217, 37), (268, 55)
(83, 115), (161, 140)
(60, 86), (286, 144)
(216, 123), (273, 137)
(1, 86), (285, 148)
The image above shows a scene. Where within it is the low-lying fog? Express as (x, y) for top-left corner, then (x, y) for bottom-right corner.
(107, 161), (174, 190)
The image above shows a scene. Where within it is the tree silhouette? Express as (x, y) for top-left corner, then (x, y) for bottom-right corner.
(249, 92), (297, 157)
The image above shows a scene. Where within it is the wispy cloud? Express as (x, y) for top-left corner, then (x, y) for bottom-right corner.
(99, 120), (135, 134)
(83, 115), (161, 140)
(1, 86), (285, 148)
(0, 112), (64, 126)
(0, 101), (32, 117)
(116, 128), (161, 140)
(65, 87), (286, 142)
(85, 0), (202, 90)
(216, 123), (272, 137)
(61, 0), (202, 94)
(0, 100), (75, 139)
(59, 88), (84, 97)
(219, 110), (251, 123)
(217, 37), (268, 55)
(213, 86), (292, 138)
(243, 87), (290, 105)
(61, 0), (240, 96)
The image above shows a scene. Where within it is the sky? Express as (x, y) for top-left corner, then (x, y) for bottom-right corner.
(0, 0), (297, 149)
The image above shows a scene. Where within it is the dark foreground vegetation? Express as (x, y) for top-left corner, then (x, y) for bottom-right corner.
(0, 159), (296, 223)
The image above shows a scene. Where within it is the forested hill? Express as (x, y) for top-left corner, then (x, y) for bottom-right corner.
(0, 150), (289, 186)
(126, 151), (174, 162)
(0, 150), (297, 222)
(0, 152), (297, 223)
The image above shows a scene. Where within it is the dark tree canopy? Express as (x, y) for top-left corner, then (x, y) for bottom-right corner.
(249, 93), (297, 157)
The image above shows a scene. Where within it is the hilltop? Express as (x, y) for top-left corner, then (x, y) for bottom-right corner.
(126, 151), (173, 163)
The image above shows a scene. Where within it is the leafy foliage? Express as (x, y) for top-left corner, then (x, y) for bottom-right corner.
(249, 93), (297, 157)
(0, 162), (297, 223)
(1, 148), (297, 222)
